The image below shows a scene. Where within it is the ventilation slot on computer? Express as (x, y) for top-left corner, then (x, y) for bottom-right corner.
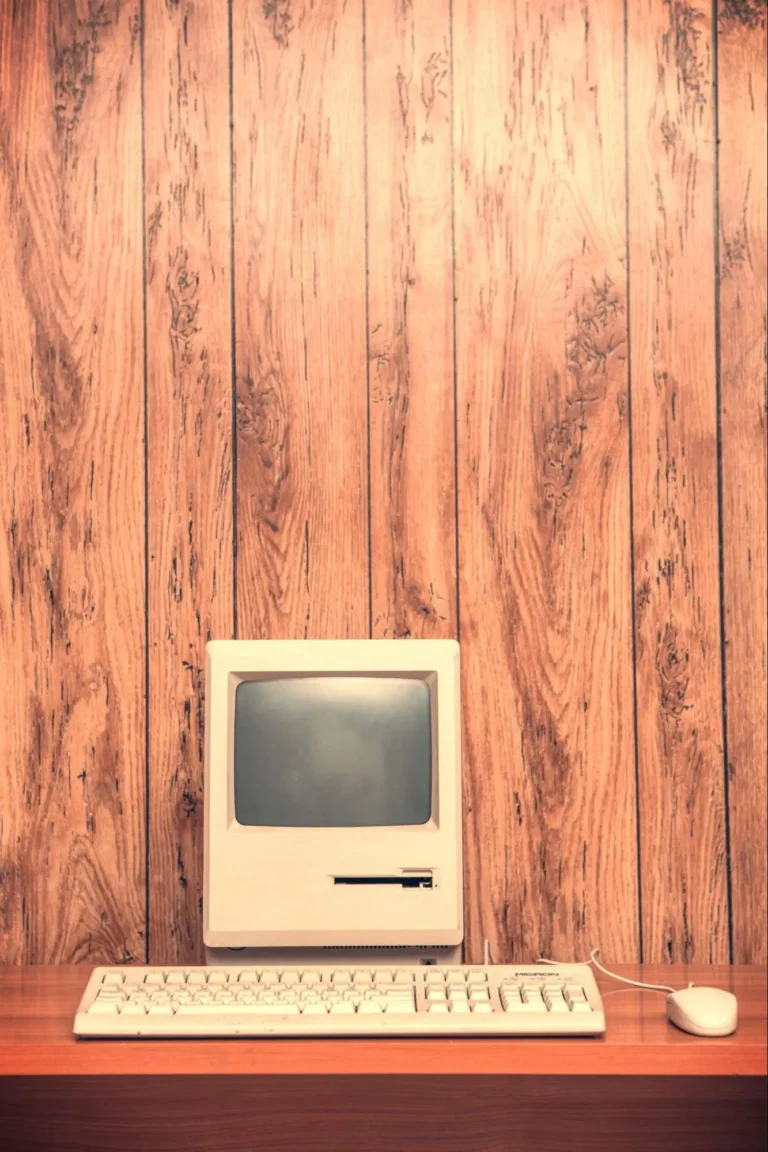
(333, 873), (433, 889)
(323, 944), (454, 952)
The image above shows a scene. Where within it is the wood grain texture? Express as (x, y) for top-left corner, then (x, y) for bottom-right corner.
(0, 0), (145, 962)
(0, 1), (765, 967)
(0, 965), (765, 1077)
(143, 0), (233, 965)
(627, 0), (729, 962)
(454, 0), (638, 963)
(2, 1078), (766, 1152)
(232, 0), (368, 640)
(366, 0), (457, 640)
(717, 0), (768, 964)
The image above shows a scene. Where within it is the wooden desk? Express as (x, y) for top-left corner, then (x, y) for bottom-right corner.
(0, 965), (765, 1151)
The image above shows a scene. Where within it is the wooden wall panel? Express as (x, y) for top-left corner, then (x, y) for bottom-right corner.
(454, 0), (638, 963)
(0, 0), (145, 962)
(717, 0), (768, 964)
(232, 0), (368, 640)
(143, 0), (233, 965)
(627, 0), (729, 962)
(0, 0), (765, 965)
(365, 0), (457, 640)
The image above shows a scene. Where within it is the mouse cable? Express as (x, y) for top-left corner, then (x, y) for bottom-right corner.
(482, 940), (692, 993)
(536, 947), (686, 994)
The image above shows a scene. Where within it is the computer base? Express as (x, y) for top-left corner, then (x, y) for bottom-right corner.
(204, 945), (464, 967)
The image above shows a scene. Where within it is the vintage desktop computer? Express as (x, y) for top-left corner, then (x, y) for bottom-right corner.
(74, 638), (606, 1036)
(203, 638), (464, 967)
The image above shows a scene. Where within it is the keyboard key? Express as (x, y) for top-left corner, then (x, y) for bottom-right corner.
(358, 1001), (383, 1014)
(186, 972), (207, 985)
(332, 971), (352, 985)
(176, 1003), (300, 1015)
(260, 970), (278, 984)
(144, 973), (165, 986)
(303, 1002), (329, 1015)
(469, 987), (490, 1001)
(374, 970), (393, 983)
(280, 971), (299, 985)
(449, 1001), (470, 1014)
(570, 1001), (593, 1012)
(300, 972), (320, 985)
(207, 971), (228, 985)
(384, 1001), (416, 1014)
(238, 970), (258, 983)
(165, 971), (186, 985)
(329, 1001), (355, 1014)
(395, 971), (413, 985)
(546, 999), (571, 1013)
(88, 1000), (119, 1014)
(425, 971), (446, 985)
(471, 1001), (493, 1013)
(103, 973), (124, 986)
(148, 1003), (175, 1015)
(427, 1002), (449, 1013)
(120, 1002), (147, 1015)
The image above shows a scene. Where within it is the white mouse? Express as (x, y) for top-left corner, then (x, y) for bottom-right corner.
(666, 986), (738, 1037)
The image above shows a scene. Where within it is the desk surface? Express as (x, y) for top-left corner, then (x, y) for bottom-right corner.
(0, 964), (765, 1078)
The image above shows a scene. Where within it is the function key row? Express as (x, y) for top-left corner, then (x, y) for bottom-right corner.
(101, 969), (419, 987)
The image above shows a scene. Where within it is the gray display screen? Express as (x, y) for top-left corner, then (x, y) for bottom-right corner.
(233, 676), (432, 827)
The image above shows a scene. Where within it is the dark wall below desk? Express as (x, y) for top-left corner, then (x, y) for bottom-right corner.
(1, 1075), (766, 1152)
(0, 0), (765, 967)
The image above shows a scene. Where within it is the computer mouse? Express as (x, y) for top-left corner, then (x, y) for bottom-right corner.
(666, 986), (738, 1037)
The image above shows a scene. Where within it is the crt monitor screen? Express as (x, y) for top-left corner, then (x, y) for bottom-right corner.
(233, 676), (432, 827)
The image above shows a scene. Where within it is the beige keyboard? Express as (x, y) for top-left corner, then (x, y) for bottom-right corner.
(74, 963), (605, 1037)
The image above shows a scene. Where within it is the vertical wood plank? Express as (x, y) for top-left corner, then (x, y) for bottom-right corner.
(454, 1), (638, 962)
(143, 0), (233, 964)
(628, 0), (729, 961)
(365, 0), (457, 640)
(0, 0), (145, 962)
(717, 0), (767, 964)
(232, 0), (368, 640)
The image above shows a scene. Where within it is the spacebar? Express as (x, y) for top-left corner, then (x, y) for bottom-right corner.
(176, 1004), (301, 1015)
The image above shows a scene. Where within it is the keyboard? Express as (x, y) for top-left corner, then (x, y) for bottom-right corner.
(74, 963), (605, 1037)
